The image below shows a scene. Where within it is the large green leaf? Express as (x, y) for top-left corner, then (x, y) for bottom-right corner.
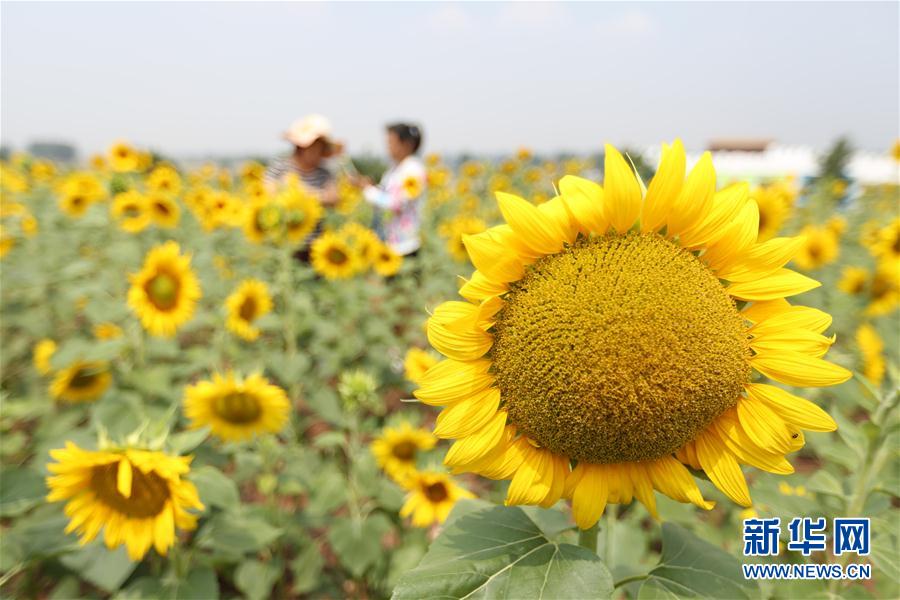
(0, 467), (46, 517)
(189, 465), (239, 511)
(60, 542), (137, 593)
(638, 523), (757, 599)
(392, 502), (613, 600)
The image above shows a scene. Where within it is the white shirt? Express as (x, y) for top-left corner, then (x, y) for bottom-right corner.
(363, 155), (427, 256)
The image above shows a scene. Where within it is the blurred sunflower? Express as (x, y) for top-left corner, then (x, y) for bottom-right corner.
(373, 242), (402, 277)
(372, 421), (437, 482)
(400, 471), (475, 527)
(111, 191), (151, 233)
(866, 265), (899, 316)
(793, 225), (839, 270)
(58, 173), (106, 217)
(50, 361), (112, 403)
(892, 139), (900, 162)
(108, 141), (140, 173)
(128, 242), (201, 337)
(310, 232), (357, 280)
(838, 266), (868, 295)
(225, 279), (273, 341)
(401, 174), (424, 199)
(855, 323), (885, 386)
(751, 183), (793, 242)
(243, 198), (282, 243)
(443, 216), (487, 262)
(183, 372), (289, 442)
(417, 141), (851, 529)
(93, 322), (124, 340)
(870, 217), (900, 271)
(147, 193), (181, 228)
(403, 347), (438, 384)
(146, 165), (182, 195)
(46, 442), (203, 561)
(33, 339), (57, 375)
(278, 186), (322, 243)
(340, 222), (380, 267)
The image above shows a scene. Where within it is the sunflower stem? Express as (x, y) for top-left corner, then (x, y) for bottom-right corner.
(577, 522), (599, 554)
(604, 504), (617, 565)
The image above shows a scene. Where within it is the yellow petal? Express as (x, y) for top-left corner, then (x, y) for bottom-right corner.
(751, 329), (834, 358)
(629, 464), (658, 519)
(433, 387), (500, 438)
(414, 358), (493, 406)
(603, 145), (641, 233)
(646, 455), (714, 510)
(751, 351), (852, 387)
(444, 411), (507, 467)
(496, 191), (566, 256)
(695, 429), (751, 507)
(744, 383), (837, 431)
(538, 196), (580, 244)
(570, 463), (608, 529)
(679, 182), (748, 248)
(505, 444), (551, 506)
(735, 395), (794, 454)
(741, 299), (791, 323)
(559, 175), (607, 234)
(668, 152), (716, 237)
(727, 269), (820, 301)
(702, 199), (759, 271)
(642, 140), (685, 233)
(711, 411), (795, 474)
(463, 230), (525, 283)
(719, 236), (806, 282)
(116, 458), (133, 498)
(750, 305), (832, 335)
(459, 271), (508, 303)
(426, 302), (493, 361)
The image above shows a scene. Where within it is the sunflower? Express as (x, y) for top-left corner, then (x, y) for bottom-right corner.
(869, 217), (900, 272)
(399, 471), (475, 528)
(111, 191), (151, 233)
(46, 442), (203, 561)
(866, 265), (899, 316)
(183, 372), (290, 442)
(751, 182), (793, 242)
(372, 421), (437, 482)
(243, 197), (282, 243)
(341, 222), (381, 268)
(373, 242), (403, 276)
(793, 225), (839, 270)
(93, 322), (124, 340)
(310, 232), (357, 280)
(404, 347), (438, 384)
(416, 141), (851, 529)
(278, 186), (322, 242)
(128, 242), (201, 337)
(401, 174), (424, 199)
(892, 139), (900, 163)
(855, 323), (885, 387)
(838, 266), (869, 296)
(50, 361), (112, 403)
(225, 279), (273, 341)
(146, 165), (182, 196)
(34, 339), (57, 375)
(147, 193), (181, 228)
(108, 141), (140, 173)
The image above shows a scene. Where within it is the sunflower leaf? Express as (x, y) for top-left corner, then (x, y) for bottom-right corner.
(391, 502), (614, 599)
(637, 522), (757, 599)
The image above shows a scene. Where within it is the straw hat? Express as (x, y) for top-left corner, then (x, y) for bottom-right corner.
(283, 114), (339, 154)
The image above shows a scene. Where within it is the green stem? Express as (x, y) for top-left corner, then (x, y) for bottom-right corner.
(577, 523), (598, 553)
(605, 504), (618, 566)
(613, 574), (648, 588)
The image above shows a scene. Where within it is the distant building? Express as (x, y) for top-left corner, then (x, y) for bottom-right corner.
(26, 141), (78, 163)
(707, 138), (774, 153)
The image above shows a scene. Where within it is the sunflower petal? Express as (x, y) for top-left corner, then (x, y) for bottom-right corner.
(668, 152), (716, 237)
(116, 458), (133, 498)
(559, 176), (607, 234)
(444, 411), (508, 467)
(496, 191), (566, 256)
(750, 306), (833, 335)
(414, 359), (494, 406)
(695, 430), (752, 507)
(727, 269), (820, 301)
(646, 455), (714, 510)
(680, 182), (748, 248)
(463, 230), (525, 283)
(751, 351), (852, 387)
(433, 387), (501, 438)
(570, 463), (608, 529)
(642, 140), (685, 233)
(603, 145), (642, 233)
(744, 383), (837, 432)
(719, 236), (807, 282)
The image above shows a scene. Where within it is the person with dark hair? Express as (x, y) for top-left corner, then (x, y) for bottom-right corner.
(360, 122), (426, 257)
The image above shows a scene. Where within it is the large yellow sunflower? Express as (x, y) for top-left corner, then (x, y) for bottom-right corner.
(46, 442), (203, 561)
(183, 372), (290, 442)
(224, 279), (273, 341)
(399, 471), (475, 528)
(128, 242), (201, 337)
(371, 421), (437, 482)
(310, 231), (358, 280)
(416, 141), (851, 529)
(50, 360), (112, 403)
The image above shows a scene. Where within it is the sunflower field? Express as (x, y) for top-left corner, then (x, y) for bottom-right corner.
(0, 141), (898, 600)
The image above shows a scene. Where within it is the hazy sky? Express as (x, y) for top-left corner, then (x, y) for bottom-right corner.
(2, 2), (898, 158)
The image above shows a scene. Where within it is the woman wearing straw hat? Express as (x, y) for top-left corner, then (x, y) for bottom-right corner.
(264, 114), (341, 206)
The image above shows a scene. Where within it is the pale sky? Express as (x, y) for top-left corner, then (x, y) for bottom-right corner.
(2, 2), (898, 159)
